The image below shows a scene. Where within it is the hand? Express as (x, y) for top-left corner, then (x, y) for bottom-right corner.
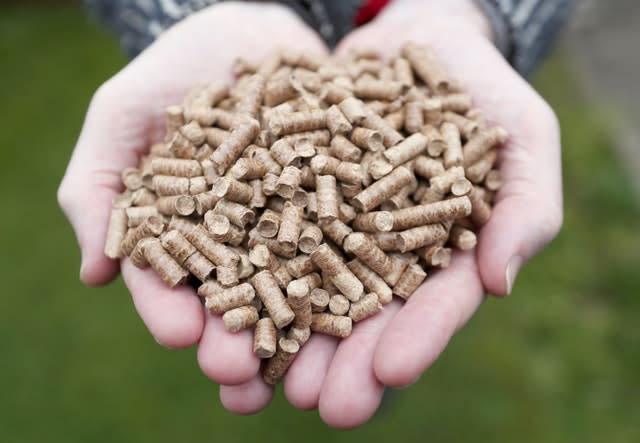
(220, 0), (563, 427)
(57, 0), (327, 405)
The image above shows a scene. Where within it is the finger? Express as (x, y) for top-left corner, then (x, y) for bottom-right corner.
(58, 84), (152, 286)
(478, 104), (563, 296)
(284, 333), (338, 410)
(197, 310), (260, 385)
(374, 252), (484, 387)
(121, 259), (204, 348)
(338, 28), (563, 296)
(219, 374), (274, 415)
(318, 300), (402, 429)
(57, 180), (120, 286)
(329, 5), (562, 316)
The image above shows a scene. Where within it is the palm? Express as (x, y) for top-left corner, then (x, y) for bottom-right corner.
(111, 5), (328, 358)
(60, 2), (562, 430)
(236, 9), (562, 428)
(58, 1), (328, 390)
(111, 5), (330, 374)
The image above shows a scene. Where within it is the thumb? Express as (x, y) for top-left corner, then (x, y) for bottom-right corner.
(58, 82), (151, 286)
(477, 107), (563, 296)
(477, 193), (563, 296)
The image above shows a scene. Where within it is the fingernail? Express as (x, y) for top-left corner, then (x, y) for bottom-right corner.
(505, 255), (522, 295)
(79, 256), (86, 280)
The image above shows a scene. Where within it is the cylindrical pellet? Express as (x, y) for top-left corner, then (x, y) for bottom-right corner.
(310, 313), (352, 338)
(254, 317), (277, 358)
(318, 219), (352, 246)
(263, 338), (299, 385)
(462, 127), (509, 167)
(286, 254), (318, 278)
(223, 305), (259, 332)
(310, 244), (363, 302)
(212, 177), (253, 204)
(397, 224), (449, 253)
(449, 225), (478, 250)
(277, 202), (304, 251)
(204, 282), (255, 314)
(310, 288), (330, 312)
(316, 175), (339, 221)
(347, 259), (393, 304)
(391, 197), (472, 231)
(121, 216), (165, 256)
(256, 210), (281, 238)
(104, 208), (127, 259)
(326, 104), (353, 135)
(328, 294), (350, 316)
(352, 211), (394, 232)
(392, 264), (427, 299)
(151, 158), (202, 177)
(212, 199), (255, 228)
(141, 237), (189, 287)
(343, 232), (393, 278)
(156, 195), (196, 216)
(298, 225), (323, 254)
(383, 133), (428, 167)
(252, 270), (295, 329)
(287, 279), (312, 328)
(348, 292), (382, 322)
(352, 166), (414, 212)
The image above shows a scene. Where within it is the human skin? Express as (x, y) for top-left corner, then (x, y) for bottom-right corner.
(58, 0), (327, 396)
(58, 0), (563, 429)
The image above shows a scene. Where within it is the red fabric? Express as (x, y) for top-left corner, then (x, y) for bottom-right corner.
(354, 0), (392, 26)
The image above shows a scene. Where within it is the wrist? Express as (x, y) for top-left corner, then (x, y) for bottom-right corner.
(377, 0), (494, 42)
(190, 1), (302, 24)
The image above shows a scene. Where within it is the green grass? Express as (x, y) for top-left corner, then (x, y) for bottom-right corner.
(1, 5), (639, 443)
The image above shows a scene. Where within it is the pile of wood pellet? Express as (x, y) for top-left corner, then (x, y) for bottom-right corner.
(104, 43), (507, 385)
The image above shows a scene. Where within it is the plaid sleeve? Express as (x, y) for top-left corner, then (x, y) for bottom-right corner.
(86, 0), (573, 76)
(84, 0), (363, 57)
(84, 0), (229, 57)
(473, 0), (576, 77)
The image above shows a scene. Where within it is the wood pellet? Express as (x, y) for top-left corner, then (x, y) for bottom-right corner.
(104, 43), (508, 385)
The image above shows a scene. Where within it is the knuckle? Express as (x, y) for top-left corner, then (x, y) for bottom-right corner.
(91, 80), (117, 110)
(539, 201), (564, 242)
(533, 96), (561, 140)
(90, 77), (126, 115)
(57, 181), (74, 214)
(543, 105), (560, 135)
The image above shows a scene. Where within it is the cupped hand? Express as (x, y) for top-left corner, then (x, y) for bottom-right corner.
(219, 0), (563, 428)
(57, 0), (327, 402)
(60, 0), (563, 427)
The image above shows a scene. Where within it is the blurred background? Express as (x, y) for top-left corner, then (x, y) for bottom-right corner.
(1, 0), (639, 441)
